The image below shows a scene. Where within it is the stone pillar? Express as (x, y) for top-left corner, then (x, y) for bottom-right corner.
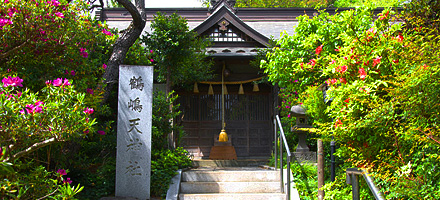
(116, 65), (153, 200)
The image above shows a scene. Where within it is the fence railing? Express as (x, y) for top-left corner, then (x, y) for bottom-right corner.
(346, 168), (385, 200)
(274, 115), (291, 200)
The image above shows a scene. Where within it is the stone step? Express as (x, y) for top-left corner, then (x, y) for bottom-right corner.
(192, 159), (269, 168)
(182, 170), (280, 182)
(180, 181), (281, 194)
(179, 193), (286, 200)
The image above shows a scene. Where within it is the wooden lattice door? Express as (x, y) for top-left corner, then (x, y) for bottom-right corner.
(177, 84), (273, 158)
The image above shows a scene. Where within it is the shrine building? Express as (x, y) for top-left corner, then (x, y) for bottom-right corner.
(98, 0), (386, 159)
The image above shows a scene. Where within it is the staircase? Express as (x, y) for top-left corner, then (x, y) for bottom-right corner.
(178, 167), (286, 200)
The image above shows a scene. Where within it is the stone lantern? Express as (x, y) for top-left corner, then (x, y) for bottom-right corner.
(290, 105), (316, 162)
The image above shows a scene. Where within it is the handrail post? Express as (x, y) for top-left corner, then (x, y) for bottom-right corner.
(287, 154), (291, 200)
(276, 115), (292, 198)
(280, 129), (284, 193)
(351, 173), (360, 200)
(274, 118), (277, 170)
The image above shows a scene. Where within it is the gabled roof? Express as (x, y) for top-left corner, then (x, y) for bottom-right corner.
(193, 3), (270, 48)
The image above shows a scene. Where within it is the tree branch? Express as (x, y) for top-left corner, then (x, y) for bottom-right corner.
(6, 137), (61, 162)
(101, 0), (146, 103)
(0, 39), (30, 62)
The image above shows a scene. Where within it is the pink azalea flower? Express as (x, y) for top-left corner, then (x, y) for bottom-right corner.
(102, 29), (113, 36)
(7, 8), (17, 18)
(0, 18), (13, 28)
(51, 0), (60, 7)
(45, 80), (52, 85)
(63, 177), (72, 184)
(63, 78), (71, 86)
(24, 104), (35, 114)
(150, 59), (154, 63)
(79, 48), (88, 58)
(53, 78), (63, 86)
(57, 169), (67, 176)
(54, 12), (64, 18)
(150, 50), (153, 53)
(70, 70), (75, 76)
(23, 101), (44, 114)
(86, 88), (94, 94)
(35, 100), (44, 107)
(102, 63), (107, 69)
(83, 107), (94, 115)
(98, 130), (106, 135)
(84, 130), (90, 134)
(2, 76), (23, 87)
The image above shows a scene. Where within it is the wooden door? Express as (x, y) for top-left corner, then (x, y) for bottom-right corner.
(177, 84), (273, 158)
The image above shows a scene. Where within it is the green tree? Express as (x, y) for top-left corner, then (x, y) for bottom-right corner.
(261, 6), (440, 199)
(141, 12), (212, 95)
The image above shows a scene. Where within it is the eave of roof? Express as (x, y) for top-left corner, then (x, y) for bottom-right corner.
(192, 4), (270, 47)
(97, 7), (402, 22)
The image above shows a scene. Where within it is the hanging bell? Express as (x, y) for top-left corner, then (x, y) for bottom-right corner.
(238, 84), (244, 95)
(193, 82), (199, 93)
(223, 84), (228, 95)
(208, 84), (214, 95)
(219, 129), (228, 142)
(253, 83), (260, 92)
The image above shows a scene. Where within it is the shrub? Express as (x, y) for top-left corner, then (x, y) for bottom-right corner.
(151, 147), (192, 198)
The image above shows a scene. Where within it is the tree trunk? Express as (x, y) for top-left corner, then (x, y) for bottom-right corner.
(166, 65), (175, 149)
(101, 0), (146, 104)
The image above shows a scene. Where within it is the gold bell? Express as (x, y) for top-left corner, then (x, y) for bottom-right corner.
(219, 129), (228, 142)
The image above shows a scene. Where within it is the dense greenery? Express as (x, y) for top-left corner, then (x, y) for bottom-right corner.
(262, 4), (440, 199)
(1, 0), (193, 199)
(141, 12), (212, 93)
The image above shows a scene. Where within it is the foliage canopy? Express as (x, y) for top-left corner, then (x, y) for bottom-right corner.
(261, 5), (440, 199)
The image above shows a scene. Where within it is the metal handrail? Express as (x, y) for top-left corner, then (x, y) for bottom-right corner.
(346, 168), (385, 200)
(274, 115), (291, 200)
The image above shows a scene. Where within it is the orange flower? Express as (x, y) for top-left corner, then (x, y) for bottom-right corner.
(336, 65), (348, 73)
(335, 119), (342, 128)
(373, 56), (382, 67)
(315, 45), (323, 55)
(339, 78), (347, 84)
(358, 67), (367, 80)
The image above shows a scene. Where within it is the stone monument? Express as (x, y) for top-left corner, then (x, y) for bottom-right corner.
(116, 65), (153, 199)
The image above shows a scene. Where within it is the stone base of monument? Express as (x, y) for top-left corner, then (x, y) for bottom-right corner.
(209, 135), (237, 160)
(293, 151), (317, 163)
